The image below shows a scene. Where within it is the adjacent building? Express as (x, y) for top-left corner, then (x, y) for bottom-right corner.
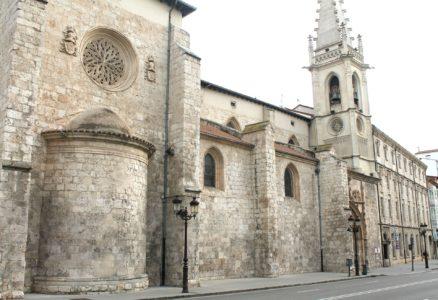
(416, 150), (438, 258)
(0, 0), (432, 298)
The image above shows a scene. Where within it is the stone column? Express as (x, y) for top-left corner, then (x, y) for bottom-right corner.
(165, 31), (202, 286)
(0, 0), (47, 298)
(316, 146), (354, 273)
(243, 121), (279, 277)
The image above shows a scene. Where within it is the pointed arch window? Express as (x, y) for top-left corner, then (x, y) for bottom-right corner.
(288, 135), (299, 146)
(203, 148), (224, 190)
(226, 117), (241, 131)
(352, 73), (361, 108)
(284, 168), (293, 197)
(284, 164), (300, 200)
(204, 154), (216, 188)
(329, 75), (341, 105)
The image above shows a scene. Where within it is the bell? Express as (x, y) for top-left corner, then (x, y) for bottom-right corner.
(330, 91), (341, 102)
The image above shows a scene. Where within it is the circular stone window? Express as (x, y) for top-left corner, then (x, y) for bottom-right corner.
(81, 27), (138, 92)
(329, 117), (344, 135)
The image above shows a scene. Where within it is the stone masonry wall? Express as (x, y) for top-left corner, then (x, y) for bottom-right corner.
(198, 139), (257, 280)
(35, 135), (149, 293)
(275, 156), (321, 274)
(165, 39), (202, 286)
(243, 123), (280, 277)
(316, 149), (354, 273)
(0, 0), (47, 297)
(3, 0), (192, 290)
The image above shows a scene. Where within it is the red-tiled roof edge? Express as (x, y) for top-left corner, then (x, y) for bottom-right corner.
(200, 120), (254, 148)
(274, 142), (318, 162)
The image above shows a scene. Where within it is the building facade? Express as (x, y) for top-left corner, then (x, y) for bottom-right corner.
(416, 149), (438, 258)
(0, 0), (431, 298)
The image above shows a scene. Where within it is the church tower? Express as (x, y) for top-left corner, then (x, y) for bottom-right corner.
(309, 0), (375, 176)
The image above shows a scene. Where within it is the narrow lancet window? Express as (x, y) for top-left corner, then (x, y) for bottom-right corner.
(204, 153), (216, 187)
(352, 74), (361, 108)
(284, 168), (294, 198)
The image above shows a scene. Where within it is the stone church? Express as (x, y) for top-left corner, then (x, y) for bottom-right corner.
(0, 0), (432, 298)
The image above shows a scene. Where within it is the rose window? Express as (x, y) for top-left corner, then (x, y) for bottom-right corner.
(80, 28), (138, 92)
(83, 39), (125, 87)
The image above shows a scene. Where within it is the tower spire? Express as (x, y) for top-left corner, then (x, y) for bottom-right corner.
(315, 0), (352, 50)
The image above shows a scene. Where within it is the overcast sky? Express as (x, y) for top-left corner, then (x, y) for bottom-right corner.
(182, 0), (437, 154)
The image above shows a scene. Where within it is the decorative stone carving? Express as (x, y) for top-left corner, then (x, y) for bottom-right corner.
(80, 27), (138, 92)
(329, 117), (344, 135)
(60, 26), (78, 56)
(83, 38), (125, 86)
(145, 56), (156, 82)
(350, 190), (362, 203)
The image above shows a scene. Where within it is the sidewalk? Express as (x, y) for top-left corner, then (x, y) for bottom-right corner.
(25, 260), (438, 300)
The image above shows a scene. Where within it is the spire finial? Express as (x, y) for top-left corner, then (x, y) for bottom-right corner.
(357, 34), (363, 55)
(315, 0), (353, 50)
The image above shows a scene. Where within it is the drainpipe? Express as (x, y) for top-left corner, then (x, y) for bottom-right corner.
(371, 136), (385, 266)
(316, 163), (324, 272)
(161, 0), (178, 286)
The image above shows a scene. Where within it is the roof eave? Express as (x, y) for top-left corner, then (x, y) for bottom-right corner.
(201, 80), (311, 123)
(161, 0), (196, 17)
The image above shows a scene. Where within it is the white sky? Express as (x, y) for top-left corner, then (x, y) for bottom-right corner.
(182, 0), (437, 154)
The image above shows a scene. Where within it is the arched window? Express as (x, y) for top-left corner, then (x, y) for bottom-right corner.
(329, 75), (341, 104)
(288, 135), (299, 146)
(226, 117), (241, 131)
(352, 73), (361, 108)
(203, 148), (224, 190)
(204, 154), (216, 187)
(284, 164), (300, 200)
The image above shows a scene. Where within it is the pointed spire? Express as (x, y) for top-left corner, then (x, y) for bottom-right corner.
(315, 0), (352, 50)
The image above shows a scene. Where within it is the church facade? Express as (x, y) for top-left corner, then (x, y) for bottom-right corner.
(0, 0), (431, 298)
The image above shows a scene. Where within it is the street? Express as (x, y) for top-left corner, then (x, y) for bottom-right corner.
(184, 270), (438, 300)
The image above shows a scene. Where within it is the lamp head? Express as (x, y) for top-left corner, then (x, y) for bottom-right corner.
(190, 197), (199, 216)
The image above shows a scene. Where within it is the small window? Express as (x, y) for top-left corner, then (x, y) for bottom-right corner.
(284, 169), (293, 197)
(288, 135), (299, 146)
(226, 117), (241, 131)
(203, 148), (224, 190)
(383, 145), (388, 161)
(375, 140), (381, 157)
(284, 164), (300, 200)
(204, 154), (216, 188)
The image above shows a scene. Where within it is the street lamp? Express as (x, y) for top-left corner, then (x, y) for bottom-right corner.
(420, 223), (429, 269)
(348, 215), (361, 276)
(172, 196), (200, 293)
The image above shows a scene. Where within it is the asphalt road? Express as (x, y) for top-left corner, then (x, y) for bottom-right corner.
(183, 270), (438, 300)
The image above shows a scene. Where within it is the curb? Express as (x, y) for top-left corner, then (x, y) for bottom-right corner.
(141, 274), (385, 300)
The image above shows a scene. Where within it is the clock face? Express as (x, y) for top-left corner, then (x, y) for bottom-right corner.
(329, 117), (344, 135)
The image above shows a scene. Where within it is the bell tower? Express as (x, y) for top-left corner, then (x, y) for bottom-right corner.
(309, 0), (375, 176)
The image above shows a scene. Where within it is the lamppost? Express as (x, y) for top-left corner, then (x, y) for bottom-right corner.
(409, 236), (415, 272)
(348, 215), (361, 276)
(172, 196), (200, 293)
(420, 223), (429, 269)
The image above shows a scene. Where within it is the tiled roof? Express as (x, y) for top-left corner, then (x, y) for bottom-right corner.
(275, 142), (318, 162)
(200, 120), (254, 148)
